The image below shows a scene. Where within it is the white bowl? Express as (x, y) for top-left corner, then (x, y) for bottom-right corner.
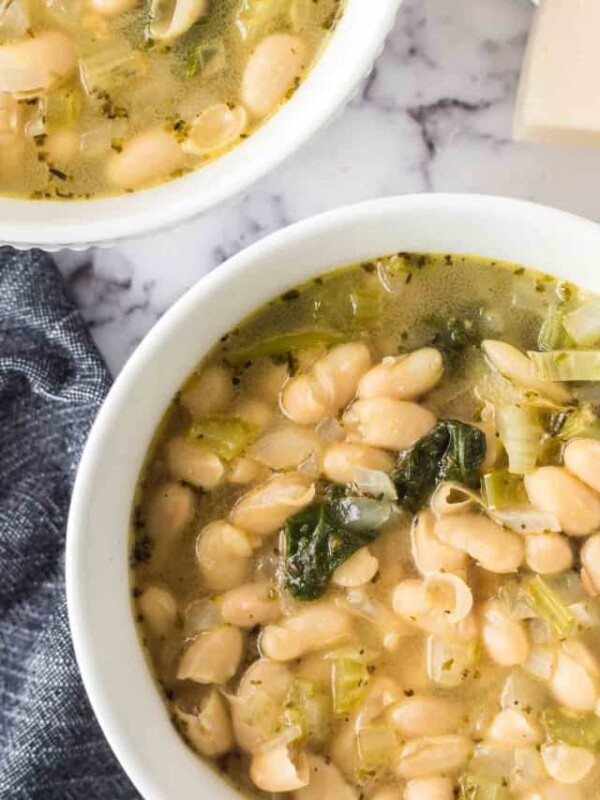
(67, 194), (600, 799)
(0, 0), (402, 251)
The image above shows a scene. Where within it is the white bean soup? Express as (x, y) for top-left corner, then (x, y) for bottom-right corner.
(0, 0), (342, 198)
(132, 253), (600, 800)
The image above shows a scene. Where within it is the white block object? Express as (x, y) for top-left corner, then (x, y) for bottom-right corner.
(514, 0), (600, 145)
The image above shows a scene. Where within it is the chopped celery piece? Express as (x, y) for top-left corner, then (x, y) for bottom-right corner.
(482, 470), (527, 510)
(558, 404), (600, 442)
(187, 415), (258, 460)
(564, 299), (600, 346)
(80, 40), (146, 95)
(184, 39), (226, 80)
(529, 350), (600, 382)
(538, 306), (569, 351)
(356, 723), (397, 767)
(350, 285), (381, 329)
(462, 774), (510, 800)
(542, 707), (600, 751)
(44, 88), (81, 132)
(332, 657), (369, 715)
(524, 575), (577, 639)
(232, 330), (346, 362)
(496, 405), (542, 474)
(427, 636), (479, 688)
(283, 680), (330, 744)
(235, 0), (291, 43)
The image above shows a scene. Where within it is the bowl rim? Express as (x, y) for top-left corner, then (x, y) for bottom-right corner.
(67, 193), (600, 799)
(0, 0), (403, 250)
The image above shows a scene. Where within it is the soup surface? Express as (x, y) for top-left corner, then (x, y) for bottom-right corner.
(0, 0), (341, 199)
(132, 253), (600, 800)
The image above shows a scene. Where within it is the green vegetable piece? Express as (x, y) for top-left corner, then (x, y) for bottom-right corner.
(350, 284), (381, 329)
(482, 470), (527, 510)
(461, 774), (510, 800)
(232, 330), (346, 362)
(187, 415), (258, 460)
(538, 306), (572, 351)
(235, 0), (291, 43)
(529, 349), (600, 382)
(284, 498), (388, 600)
(524, 575), (578, 639)
(558, 404), (600, 442)
(542, 707), (600, 751)
(44, 88), (82, 132)
(332, 657), (369, 715)
(563, 298), (600, 346)
(424, 313), (479, 370)
(283, 679), (330, 743)
(393, 420), (486, 513)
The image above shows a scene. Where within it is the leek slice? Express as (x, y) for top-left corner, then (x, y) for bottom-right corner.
(558, 404), (600, 442)
(283, 679), (330, 744)
(538, 306), (570, 351)
(331, 656), (369, 715)
(482, 470), (527, 510)
(187, 415), (258, 460)
(542, 707), (600, 751)
(80, 40), (145, 96)
(523, 575), (577, 639)
(462, 774), (510, 800)
(563, 299), (600, 346)
(529, 350), (600, 382)
(356, 723), (397, 767)
(496, 405), (542, 474)
(44, 88), (81, 132)
(235, 0), (291, 43)
(232, 330), (346, 362)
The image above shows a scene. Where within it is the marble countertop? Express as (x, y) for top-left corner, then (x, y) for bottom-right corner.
(55, 0), (600, 375)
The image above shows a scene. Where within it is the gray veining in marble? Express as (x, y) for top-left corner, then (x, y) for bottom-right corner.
(54, 0), (600, 375)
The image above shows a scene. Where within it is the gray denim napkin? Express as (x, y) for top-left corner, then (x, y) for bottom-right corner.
(0, 249), (139, 799)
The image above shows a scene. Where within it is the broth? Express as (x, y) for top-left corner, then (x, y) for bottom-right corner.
(0, 0), (341, 199)
(131, 253), (600, 799)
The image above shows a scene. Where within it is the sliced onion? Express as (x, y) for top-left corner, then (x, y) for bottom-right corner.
(490, 508), (561, 534)
(352, 466), (397, 501)
(184, 598), (222, 636)
(427, 635), (478, 688)
(255, 723), (303, 754)
(523, 646), (556, 680)
(315, 416), (345, 442)
(568, 601), (600, 630)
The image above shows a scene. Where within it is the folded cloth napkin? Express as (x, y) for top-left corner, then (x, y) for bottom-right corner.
(0, 249), (138, 799)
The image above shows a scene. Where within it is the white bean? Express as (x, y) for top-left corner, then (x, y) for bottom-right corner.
(395, 735), (472, 779)
(252, 361), (289, 404)
(232, 659), (293, 752)
(322, 442), (395, 485)
(90, 0), (138, 15)
(404, 777), (454, 800)
(177, 625), (243, 684)
(106, 127), (184, 190)
(358, 348), (444, 400)
(525, 533), (573, 575)
(176, 688), (234, 758)
(281, 343), (371, 425)
(550, 642), (600, 712)
(138, 586), (177, 638)
(228, 456), (266, 485)
(249, 421), (322, 469)
(0, 31), (76, 94)
(482, 340), (570, 404)
(487, 708), (543, 746)
(196, 521), (252, 591)
(250, 745), (309, 793)
(368, 786), (404, 800)
(344, 398), (437, 451)
(45, 129), (80, 164)
(524, 467), (600, 536)
(392, 578), (476, 639)
(521, 781), (585, 800)
(260, 602), (352, 661)
(183, 103), (248, 155)
(242, 34), (306, 119)
(0, 94), (21, 146)
(180, 364), (234, 420)
(146, 481), (195, 545)
(564, 438), (600, 493)
(294, 754), (357, 800)
(435, 513), (524, 573)
(234, 397), (274, 428)
(221, 581), (281, 628)
(541, 743), (595, 785)
(331, 546), (379, 588)
(481, 599), (530, 666)
(388, 695), (463, 738)
(582, 534), (600, 594)
(411, 510), (466, 576)
(230, 472), (315, 537)
(166, 437), (225, 490)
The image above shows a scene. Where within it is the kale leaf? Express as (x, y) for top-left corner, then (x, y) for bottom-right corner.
(284, 498), (392, 601)
(393, 420), (486, 514)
